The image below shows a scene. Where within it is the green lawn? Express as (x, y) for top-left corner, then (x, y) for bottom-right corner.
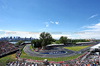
(20, 47), (82, 61)
(30, 45), (34, 51)
(0, 53), (17, 66)
(64, 46), (89, 51)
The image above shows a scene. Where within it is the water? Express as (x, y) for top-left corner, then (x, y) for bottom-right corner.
(9, 42), (17, 44)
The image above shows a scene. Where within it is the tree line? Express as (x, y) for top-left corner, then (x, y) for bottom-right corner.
(15, 32), (90, 49)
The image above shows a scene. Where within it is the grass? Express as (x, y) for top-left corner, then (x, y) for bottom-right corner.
(64, 46), (89, 51)
(0, 53), (17, 66)
(20, 47), (82, 61)
(30, 45), (34, 51)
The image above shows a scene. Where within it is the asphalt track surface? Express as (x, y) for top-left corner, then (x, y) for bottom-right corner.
(24, 44), (76, 58)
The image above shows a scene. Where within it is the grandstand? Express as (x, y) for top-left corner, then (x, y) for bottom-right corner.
(47, 44), (64, 47)
(0, 41), (19, 57)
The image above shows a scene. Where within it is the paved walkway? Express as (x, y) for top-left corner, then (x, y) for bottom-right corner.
(24, 44), (76, 58)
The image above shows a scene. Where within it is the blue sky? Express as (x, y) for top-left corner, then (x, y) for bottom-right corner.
(0, 0), (100, 39)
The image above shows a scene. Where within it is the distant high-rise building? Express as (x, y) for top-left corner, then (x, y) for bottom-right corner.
(10, 36), (12, 40)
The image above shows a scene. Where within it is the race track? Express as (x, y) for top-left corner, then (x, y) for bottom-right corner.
(24, 44), (75, 58)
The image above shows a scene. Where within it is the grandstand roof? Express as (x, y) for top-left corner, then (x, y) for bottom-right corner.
(47, 44), (64, 46)
(90, 43), (100, 49)
(76, 42), (93, 44)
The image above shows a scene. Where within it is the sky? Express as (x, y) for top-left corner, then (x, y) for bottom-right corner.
(0, 0), (100, 39)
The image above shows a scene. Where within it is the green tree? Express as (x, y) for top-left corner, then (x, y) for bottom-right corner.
(52, 38), (56, 42)
(31, 40), (41, 47)
(59, 36), (67, 45)
(15, 40), (23, 45)
(55, 40), (60, 44)
(40, 32), (52, 49)
(67, 39), (72, 43)
(50, 41), (53, 44)
(31, 40), (36, 47)
(36, 40), (41, 47)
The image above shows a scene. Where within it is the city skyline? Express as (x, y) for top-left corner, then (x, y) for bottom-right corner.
(0, 0), (100, 39)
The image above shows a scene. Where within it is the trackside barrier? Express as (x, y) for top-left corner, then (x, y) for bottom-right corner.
(81, 52), (91, 61)
(15, 45), (25, 59)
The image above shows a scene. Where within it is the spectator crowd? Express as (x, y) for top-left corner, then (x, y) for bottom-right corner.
(6, 52), (100, 66)
(0, 41), (18, 56)
(65, 54), (100, 66)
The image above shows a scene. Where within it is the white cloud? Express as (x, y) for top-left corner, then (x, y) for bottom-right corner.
(55, 22), (59, 24)
(52, 34), (70, 39)
(0, 30), (40, 39)
(75, 32), (100, 39)
(45, 22), (49, 27)
(0, 29), (3, 31)
(50, 21), (54, 24)
(50, 21), (59, 25)
(2, 22), (100, 39)
(88, 14), (98, 19)
(87, 23), (100, 29)
(46, 24), (49, 27)
(1, 29), (100, 39)
(44, 21), (59, 28)
(1, 22), (100, 39)
(83, 22), (100, 31)
(0, 30), (71, 39)
(78, 22), (100, 39)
